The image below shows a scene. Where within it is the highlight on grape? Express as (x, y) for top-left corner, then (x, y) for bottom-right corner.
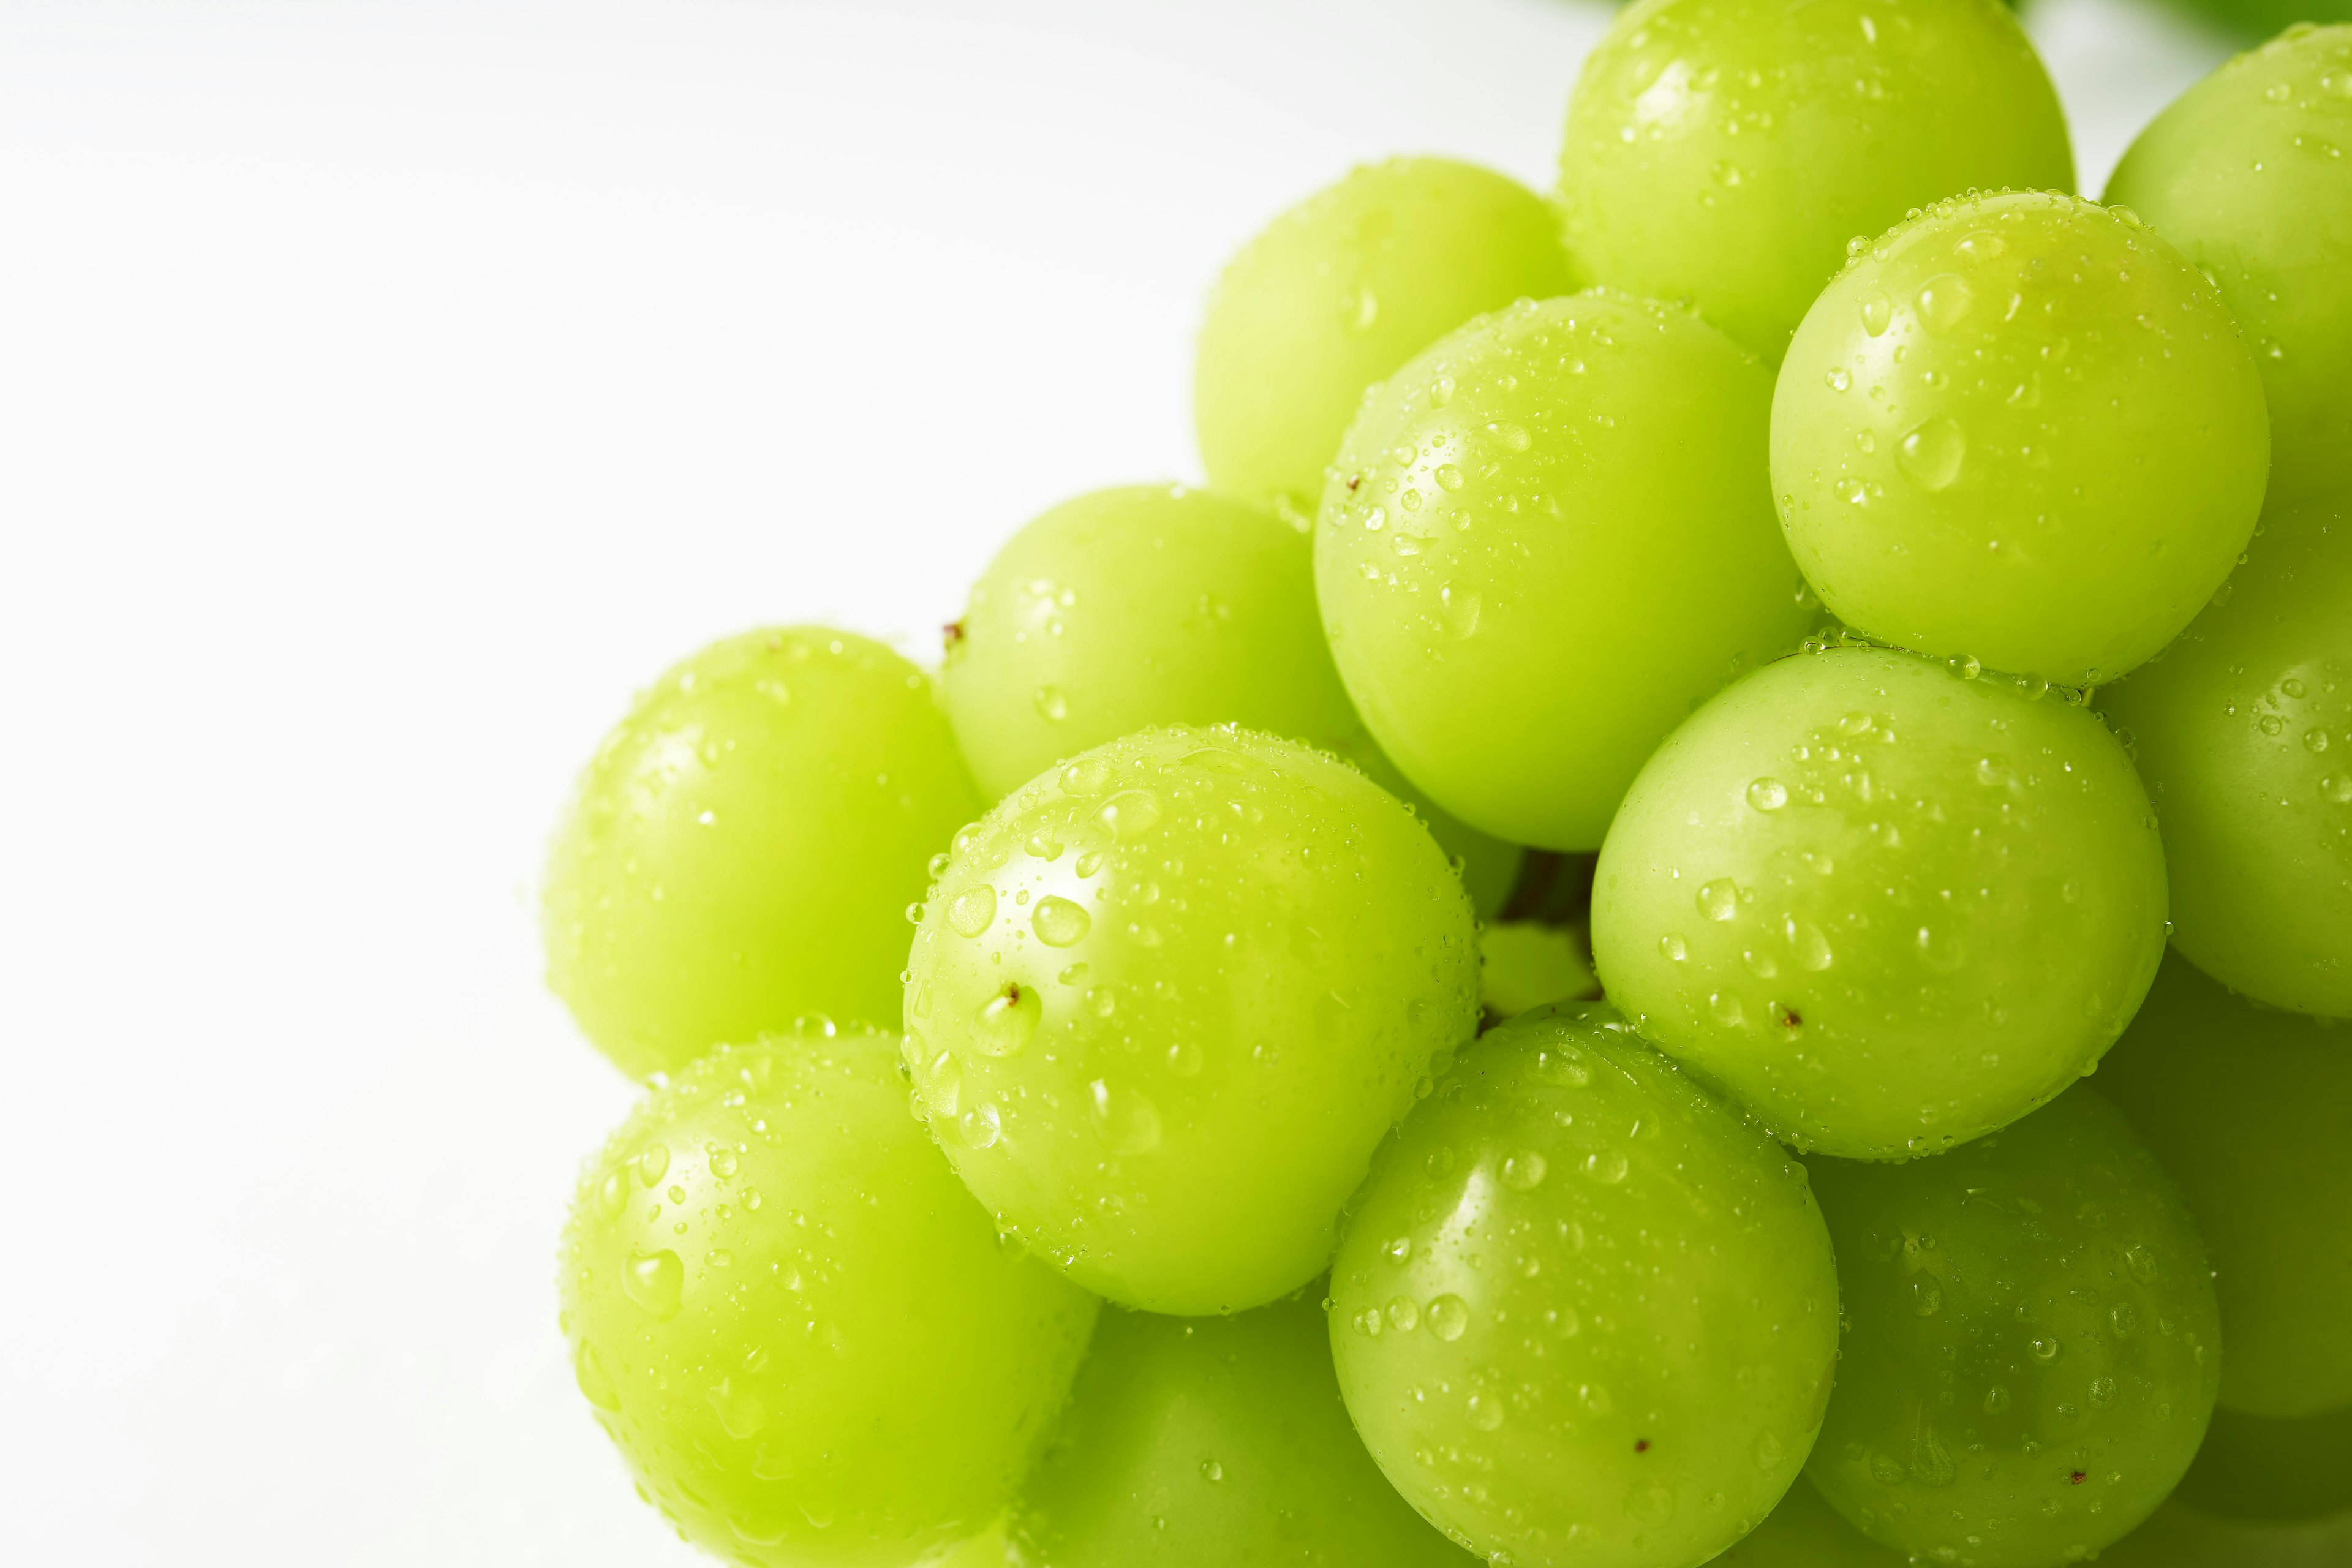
(539, 10), (2352, 1566)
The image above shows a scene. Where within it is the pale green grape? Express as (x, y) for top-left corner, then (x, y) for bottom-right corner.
(1559, 0), (2073, 361)
(2106, 26), (2352, 506)
(1316, 292), (1813, 851)
(558, 1023), (1098, 1567)
(903, 726), (1479, 1314)
(1806, 1087), (2221, 1567)
(1478, 922), (1599, 1023)
(2172, 1404), (2352, 1523)
(2097, 954), (2352, 1417)
(1196, 157), (1578, 513)
(1591, 644), (2166, 1159)
(1329, 1002), (1839, 1568)
(1713, 1478), (1905, 1567)
(1013, 1296), (1472, 1566)
(2100, 494), (2352, 1019)
(940, 483), (1520, 914)
(1773, 191), (2270, 687)
(543, 628), (982, 1080)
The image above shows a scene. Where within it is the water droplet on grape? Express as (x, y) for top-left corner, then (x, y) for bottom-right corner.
(1030, 895), (1091, 947)
(1440, 583), (1482, 640)
(622, 1249), (684, 1321)
(1896, 416), (1966, 490)
(1426, 1295), (1471, 1341)
(1585, 1150), (1630, 1185)
(1746, 777), (1789, 812)
(574, 1341), (622, 1411)
(971, 983), (1039, 1057)
(2030, 1336), (2062, 1362)
(1096, 790), (1163, 840)
(1386, 1297), (1420, 1332)
(1984, 1385), (2011, 1414)
(1058, 756), (1114, 797)
(1659, 933), (1687, 962)
(1915, 273), (1975, 333)
(1501, 1151), (1549, 1191)
(638, 1144), (670, 1186)
(1467, 1392), (1506, 1431)
(922, 1050), (963, 1118)
(1698, 880), (1740, 921)
(1088, 1078), (1163, 1155)
(1861, 290), (1894, 336)
(947, 883), (997, 938)
(956, 1103), (1001, 1150)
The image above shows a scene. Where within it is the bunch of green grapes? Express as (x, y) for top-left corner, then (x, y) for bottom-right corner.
(535, 9), (2352, 1565)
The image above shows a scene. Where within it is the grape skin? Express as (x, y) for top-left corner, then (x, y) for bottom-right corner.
(2106, 24), (2352, 507)
(1195, 157), (1577, 514)
(542, 628), (983, 1079)
(1773, 191), (2269, 687)
(1559, 0), (2073, 361)
(904, 725), (1480, 1316)
(2097, 955), (2352, 1419)
(1329, 1003), (1839, 1568)
(1592, 644), (2166, 1160)
(940, 483), (1521, 915)
(1013, 1296), (1473, 1566)
(1805, 1087), (2222, 1568)
(2099, 492), (2352, 1019)
(1315, 291), (1813, 851)
(1711, 1477), (1906, 1566)
(559, 1027), (1098, 1567)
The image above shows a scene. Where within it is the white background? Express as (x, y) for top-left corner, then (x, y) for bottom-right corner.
(0, 1), (2234, 1561)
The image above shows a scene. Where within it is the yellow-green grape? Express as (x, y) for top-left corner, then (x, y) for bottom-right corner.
(1329, 1002), (1839, 1568)
(2100, 494), (2352, 1019)
(940, 483), (1521, 916)
(2172, 1404), (2352, 1524)
(2099, 1499), (2352, 1567)
(1559, 0), (2073, 361)
(903, 726), (1479, 1315)
(1478, 922), (1599, 1023)
(557, 1026), (1099, 1567)
(2097, 955), (2352, 1417)
(2106, 26), (2352, 505)
(1013, 1297), (1473, 1567)
(1195, 157), (1578, 513)
(1316, 292), (1813, 851)
(1713, 1478), (1905, 1567)
(1806, 1088), (2222, 1568)
(1591, 645), (2166, 1159)
(543, 629), (983, 1079)
(1773, 191), (2270, 687)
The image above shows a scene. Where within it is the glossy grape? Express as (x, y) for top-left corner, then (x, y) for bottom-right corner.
(1014, 1296), (1472, 1566)
(2171, 1404), (2352, 1524)
(1329, 1002), (1839, 1568)
(1592, 645), (2166, 1159)
(904, 726), (1479, 1315)
(1559, 0), (2073, 361)
(1713, 1478), (1905, 1566)
(2098, 955), (2352, 1417)
(2099, 1498), (2352, 1567)
(543, 628), (983, 1079)
(2100, 492), (2352, 1019)
(1774, 191), (2269, 687)
(558, 1024), (1099, 1567)
(1316, 292), (1812, 850)
(940, 482), (1520, 914)
(1806, 1088), (2222, 1568)
(1478, 921), (1599, 1024)
(1195, 157), (1578, 513)
(2106, 25), (2352, 505)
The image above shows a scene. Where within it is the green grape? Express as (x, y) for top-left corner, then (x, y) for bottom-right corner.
(543, 628), (983, 1080)
(1773, 191), (2271, 687)
(2163, 1), (2352, 42)
(1591, 645), (2166, 1159)
(1195, 157), (1578, 513)
(2097, 954), (2352, 1417)
(1559, 0), (2073, 361)
(1316, 291), (1813, 851)
(903, 725), (1479, 1315)
(1329, 1002), (1839, 1568)
(1014, 1296), (1474, 1566)
(1805, 1088), (2221, 1567)
(941, 485), (1357, 799)
(2099, 494), (2352, 1019)
(939, 483), (1521, 916)
(1713, 1478), (1906, 1567)
(2106, 25), (2352, 505)
(558, 1024), (1099, 1567)
(2172, 1404), (2352, 1523)
(1479, 921), (1599, 1023)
